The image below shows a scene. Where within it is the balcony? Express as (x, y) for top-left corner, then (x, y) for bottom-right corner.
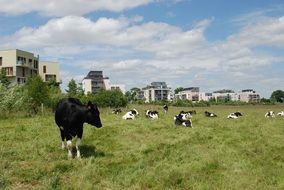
(17, 60), (32, 67)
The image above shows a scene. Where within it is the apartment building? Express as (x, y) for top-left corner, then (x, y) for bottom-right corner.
(175, 87), (200, 102)
(212, 89), (238, 102)
(142, 82), (172, 103)
(238, 89), (260, 103)
(39, 61), (60, 83)
(0, 49), (39, 84)
(82, 71), (126, 94)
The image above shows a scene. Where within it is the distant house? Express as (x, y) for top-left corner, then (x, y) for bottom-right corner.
(212, 89), (238, 102)
(82, 71), (126, 94)
(0, 49), (39, 84)
(39, 61), (60, 84)
(175, 87), (200, 102)
(142, 82), (172, 102)
(238, 89), (260, 103)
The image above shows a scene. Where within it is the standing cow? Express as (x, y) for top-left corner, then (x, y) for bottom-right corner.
(55, 98), (102, 158)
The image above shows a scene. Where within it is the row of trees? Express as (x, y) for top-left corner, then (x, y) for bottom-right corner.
(0, 73), (127, 116)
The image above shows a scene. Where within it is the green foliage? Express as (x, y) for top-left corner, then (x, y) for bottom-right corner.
(174, 87), (184, 94)
(66, 79), (78, 97)
(93, 89), (127, 107)
(0, 83), (26, 115)
(270, 90), (284, 103)
(0, 68), (10, 88)
(24, 75), (50, 114)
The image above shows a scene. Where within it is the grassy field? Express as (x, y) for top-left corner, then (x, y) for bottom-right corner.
(1, 104), (284, 189)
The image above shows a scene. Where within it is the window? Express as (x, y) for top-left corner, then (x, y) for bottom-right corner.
(43, 65), (46, 73)
(3, 67), (13, 76)
(0, 57), (2, 66)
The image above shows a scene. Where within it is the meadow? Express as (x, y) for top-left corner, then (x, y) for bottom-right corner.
(0, 104), (284, 190)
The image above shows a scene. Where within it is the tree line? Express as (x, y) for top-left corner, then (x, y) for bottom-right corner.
(0, 70), (283, 117)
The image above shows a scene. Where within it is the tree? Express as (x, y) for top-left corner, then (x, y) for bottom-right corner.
(93, 89), (127, 107)
(25, 75), (50, 113)
(66, 79), (78, 97)
(174, 87), (184, 94)
(0, 68), (10, 88)
(270, 90), (284, 103)
(126, 87), (142, 102)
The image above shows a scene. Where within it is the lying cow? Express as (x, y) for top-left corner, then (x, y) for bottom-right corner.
(112, 108), (122, 114)
(174, 113), (192, 127)
(145, 110), (159, 119)
(122, 109), (139, 120)
(265, 111), (275, 118)
(227, 112), (243, 119)
(55, 98), (102, 158)
(204, 111), (217, 117)
(277, 111), (284, 116)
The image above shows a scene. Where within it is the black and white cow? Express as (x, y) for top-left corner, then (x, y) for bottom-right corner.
(174, 113), (192, 127)
(163, 105), (168, 113)
(145, 110), (159, 119)
(122, 109), (139, 120)
(179, 111), (193, 119)
(204, 111), (217, 117)
(265, 111), (275, 118)
(55, 98), (102, 158)
(112, 108), (122, 114)
(227, 112), (243, 119)
(277, 111), (284, 116)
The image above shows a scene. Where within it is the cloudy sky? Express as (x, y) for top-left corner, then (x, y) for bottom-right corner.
(0, 0), (284, 97)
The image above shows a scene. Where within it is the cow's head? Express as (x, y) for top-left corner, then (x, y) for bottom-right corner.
(86, 101), (102, 128)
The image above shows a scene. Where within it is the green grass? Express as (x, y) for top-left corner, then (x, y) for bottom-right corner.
(1, 105), (284, 189)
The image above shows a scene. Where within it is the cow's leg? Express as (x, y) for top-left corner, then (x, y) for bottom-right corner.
(65, 132), (73, 159)
(60, 129), (65, 149)
(76, 127), (83, 158)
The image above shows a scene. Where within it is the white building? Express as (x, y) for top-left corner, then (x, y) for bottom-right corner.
(142, 82), (172, 103)
(199, 92), (213, 101)
(212, 89), (238, 102)
(175, 87), (200, 102)
(238, 89), (260, 103)
(39, 61), (60, 83)
(82, 71), (126, 94)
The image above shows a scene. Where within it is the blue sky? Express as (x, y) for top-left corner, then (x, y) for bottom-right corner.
(0, 0), (284, 97)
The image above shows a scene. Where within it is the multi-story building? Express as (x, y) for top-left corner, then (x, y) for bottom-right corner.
(0, 49), (39, 84)
(142, 82), (172, 103)
(238, 89), (260, 103)
(175, 87), (200, 102)
(82, 71), (126, 94)
(39, 61), (60, 83)
(199, 92), (213, 101)
(212, 89), (238, 102)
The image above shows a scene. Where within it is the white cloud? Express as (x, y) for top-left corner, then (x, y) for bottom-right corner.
(0, 14), (283, 97)
(0, 0), (154, 16)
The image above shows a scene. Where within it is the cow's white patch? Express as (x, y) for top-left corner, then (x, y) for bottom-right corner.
(67, 140), (72, 158)
(76, 138), (81, 158)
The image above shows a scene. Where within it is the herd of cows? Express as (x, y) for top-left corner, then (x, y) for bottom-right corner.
(54, 98), (284, 158)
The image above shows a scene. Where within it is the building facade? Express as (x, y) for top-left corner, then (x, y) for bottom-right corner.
(238, 89), (260, 103)
(0, 49), (39, 84)
(142, 82), (172, 103)
(175, 87), (200, 102)
(39, 61), (60, 83)
(212, 89), (238, 102)
(82, 71), (126, 94)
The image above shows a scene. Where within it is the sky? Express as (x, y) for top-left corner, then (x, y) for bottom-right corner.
(0, 0), (284, 98)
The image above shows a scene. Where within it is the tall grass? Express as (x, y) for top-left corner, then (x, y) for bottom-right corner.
(1, 105), (284, 189)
